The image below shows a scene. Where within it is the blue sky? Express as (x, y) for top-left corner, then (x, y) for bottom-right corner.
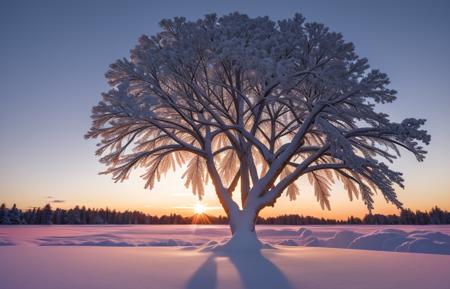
(0, 0), (449, 217)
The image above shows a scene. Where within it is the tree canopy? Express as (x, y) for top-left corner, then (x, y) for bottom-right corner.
(86, 13), (430, 234)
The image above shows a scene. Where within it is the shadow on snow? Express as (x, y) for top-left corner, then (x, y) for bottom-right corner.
(185, 250), (293, 289)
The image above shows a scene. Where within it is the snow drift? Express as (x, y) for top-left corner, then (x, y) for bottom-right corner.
(283, 228), (450, 254)
(1, 225), (450, 255)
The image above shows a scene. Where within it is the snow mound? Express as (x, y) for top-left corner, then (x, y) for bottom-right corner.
(199, 234), (276, 253)
(0, 237), (14, 246)
(396, 238), (450, 254)
(298, 227), (313, 238)
(138, 239), (199, 247)
(409, 231), (450, 242)
(76, 241), (134, 247)
(278, 239), (298, 246)
(323, 230), (362, 248)
(347, 229), (450, 254)
(37, 233), (204, 247)
(348, 230), (407, 250)
(258, 228), (300, 237)
(278, 227), (450, 255)
(2, 225), (450, 255)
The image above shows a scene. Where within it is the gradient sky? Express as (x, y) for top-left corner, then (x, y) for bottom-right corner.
(1, 0), (449, 219)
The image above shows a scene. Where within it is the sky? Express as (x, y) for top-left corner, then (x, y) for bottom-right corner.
(0, 0), (449, 219)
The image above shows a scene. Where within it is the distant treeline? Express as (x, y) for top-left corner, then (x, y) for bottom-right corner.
(1, 203), (450, 225)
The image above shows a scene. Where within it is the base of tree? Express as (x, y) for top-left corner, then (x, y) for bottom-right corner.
(200, 229), (275, 253)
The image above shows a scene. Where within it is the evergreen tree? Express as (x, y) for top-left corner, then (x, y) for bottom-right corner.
(8, 204), (21, 224)
(42, 204), (53, 225)
(0, 203), (10, 224)
(3, 203), (450, 225)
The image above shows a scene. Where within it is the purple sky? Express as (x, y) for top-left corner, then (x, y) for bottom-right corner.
(0, 0), (449, 218)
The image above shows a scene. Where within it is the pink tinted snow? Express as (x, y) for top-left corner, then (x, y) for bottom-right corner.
(1, 225), (450, 254)
(1, 246), (450, 289)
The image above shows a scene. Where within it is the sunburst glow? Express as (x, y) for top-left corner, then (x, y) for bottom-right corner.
(194, 203), (206, 214)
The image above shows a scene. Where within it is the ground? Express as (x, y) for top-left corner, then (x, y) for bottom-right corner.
(1, 225), (449, 289)
(2, 246), (449, 289)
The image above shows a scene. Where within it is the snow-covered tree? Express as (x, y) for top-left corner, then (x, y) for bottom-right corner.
(42, 204), (53, 225)
(0, 203), (10, 224)
(8, 204), (22, 224)
(86, 13), (429, 249)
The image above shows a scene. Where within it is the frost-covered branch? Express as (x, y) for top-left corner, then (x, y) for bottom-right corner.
(87, 13), (430, 235)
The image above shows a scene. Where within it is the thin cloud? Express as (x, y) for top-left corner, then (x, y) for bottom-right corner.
(51, 199), (65, 203)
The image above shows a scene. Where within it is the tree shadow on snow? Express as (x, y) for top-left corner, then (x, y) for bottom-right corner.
(185, 254), (218, 289)
(185, 250), (293, 289)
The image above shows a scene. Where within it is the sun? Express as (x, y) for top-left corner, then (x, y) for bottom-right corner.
(194, 203), (206, 214)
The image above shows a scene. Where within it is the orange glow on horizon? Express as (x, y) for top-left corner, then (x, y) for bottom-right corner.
(3, 163), (449, 221)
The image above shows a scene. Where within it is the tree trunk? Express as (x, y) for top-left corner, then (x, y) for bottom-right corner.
(224, 205), (262, 251)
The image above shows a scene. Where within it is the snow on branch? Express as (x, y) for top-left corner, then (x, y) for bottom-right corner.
(86, 12), (430, 216)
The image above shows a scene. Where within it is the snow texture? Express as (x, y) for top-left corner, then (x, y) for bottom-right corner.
(1, 245), (449, 289)
(1, 225), (450, 255)
(0, 237), (14, 246)
(289, 228), (450, 254)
